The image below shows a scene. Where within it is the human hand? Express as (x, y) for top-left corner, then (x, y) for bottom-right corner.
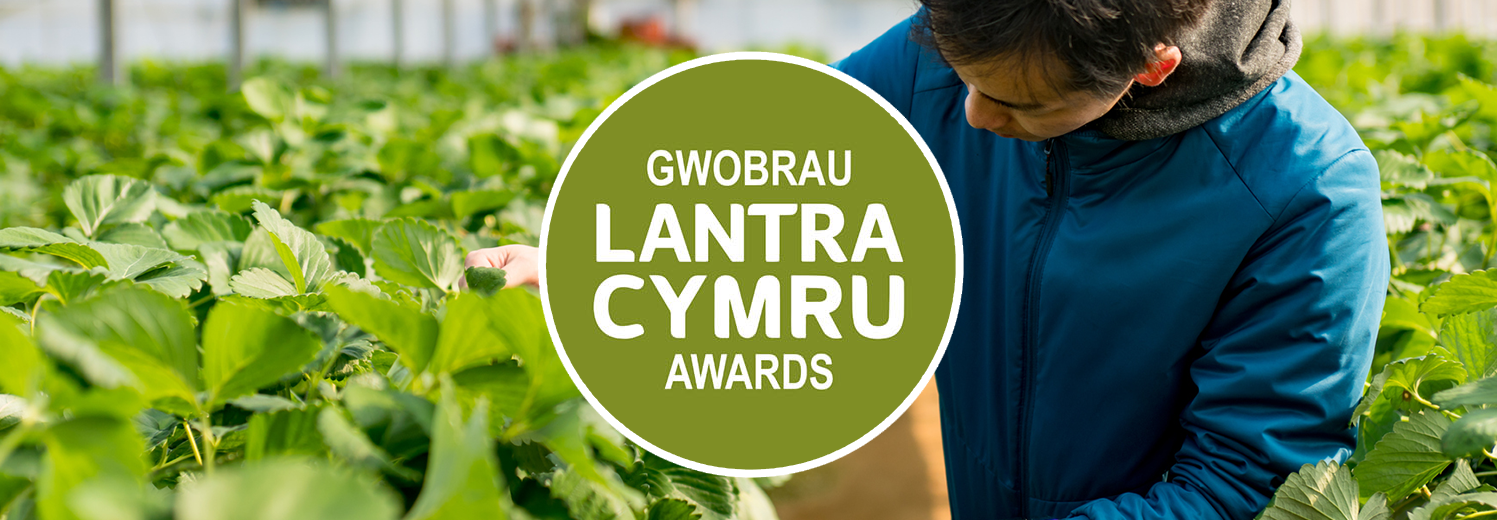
(461, 244), (539, 290)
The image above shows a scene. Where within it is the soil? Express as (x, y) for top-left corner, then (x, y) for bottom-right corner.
(769, 378), (949, 520)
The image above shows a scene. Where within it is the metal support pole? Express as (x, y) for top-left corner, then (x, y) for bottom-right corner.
(442, 0), (456, 68)
(99, 0), (119, 85)
(1372, 0), (1386, 35)
(1435, 0), (1449, 33)
(1320, 0), (1333, 34)
(566, 0), (590, 46)
(484, 0), (499, 56)
(673, 0), (695, 44)
(1473, 0), (1485, 38)
(393, 0), (404, 67)
(518, 0), (535, 51)
(324, 0), (339, 78)
(229, 0), (246, 90)
(582, 0), (595, 41)
(1387, 0), (1399, 34)
(1467, 0), (1479, 35)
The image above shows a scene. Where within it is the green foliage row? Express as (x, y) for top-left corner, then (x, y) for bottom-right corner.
(1262, 34), (1497, 520)
(0, 47), (777, 520)
(20, 32), (1497, 520)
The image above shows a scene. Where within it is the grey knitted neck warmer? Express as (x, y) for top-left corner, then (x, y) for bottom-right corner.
(1087, 0), (1302, 141)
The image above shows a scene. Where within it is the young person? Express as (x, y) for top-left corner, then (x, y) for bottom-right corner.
(468, 1), (1388, 518)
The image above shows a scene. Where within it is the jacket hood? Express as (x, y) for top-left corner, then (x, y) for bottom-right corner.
(1088, 0), (1302, 141)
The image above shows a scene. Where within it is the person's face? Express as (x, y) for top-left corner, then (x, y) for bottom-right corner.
(950, 56), (1129, 141)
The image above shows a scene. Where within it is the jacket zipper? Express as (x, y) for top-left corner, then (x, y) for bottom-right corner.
(1018, 139), (1069, 518)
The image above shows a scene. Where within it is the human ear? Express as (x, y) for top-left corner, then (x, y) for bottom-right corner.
(1134, 44), (1181, 87)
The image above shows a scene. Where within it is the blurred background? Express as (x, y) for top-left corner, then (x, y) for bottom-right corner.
(0, 1), (1494, 520)
(0, 0), (917, 69)
(3, 0), (1496, 69)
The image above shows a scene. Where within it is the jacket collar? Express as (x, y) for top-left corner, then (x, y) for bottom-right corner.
(1053, 129), (1177, 174)
(1087, 0), (1300, 140)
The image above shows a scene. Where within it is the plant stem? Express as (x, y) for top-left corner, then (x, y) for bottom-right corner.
(302, 374), (317, 403)
(1486, 226), (1497, 268)
(186, 294), (214, 309)
(1462, 510), (1497, 519)
(500, 379), (543, 441)
(157, 425), (174, 467)
(183, 419), (205, 469)
(196, 415), (218, 474)
(1413, 392), (1441, 410)
(1428, 228), (1436, 263)
(1389, 237), (1404, 271)
(151, 454), (196, 473)
(303, 350), (341, 404)
(1390, 491), (1427, 516)
(28, 299), (40, 335)
(1410, 391), (1456, 419)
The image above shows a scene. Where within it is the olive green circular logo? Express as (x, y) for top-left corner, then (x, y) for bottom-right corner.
(540, 53), (961, 476)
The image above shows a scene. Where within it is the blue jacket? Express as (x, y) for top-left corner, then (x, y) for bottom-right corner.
(834, 16), (1388, 520)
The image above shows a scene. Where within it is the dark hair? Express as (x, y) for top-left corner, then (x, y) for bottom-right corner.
(914, 0), (1212, 97)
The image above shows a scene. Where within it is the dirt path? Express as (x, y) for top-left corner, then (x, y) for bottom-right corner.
(770, 379), (949, 520)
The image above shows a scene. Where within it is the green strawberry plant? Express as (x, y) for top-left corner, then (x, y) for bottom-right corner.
(1260, 35), (1497, 520)
(0, 46), (774, 520)
(22, 34), (1497, 520)
(0, 183), (775, 520)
